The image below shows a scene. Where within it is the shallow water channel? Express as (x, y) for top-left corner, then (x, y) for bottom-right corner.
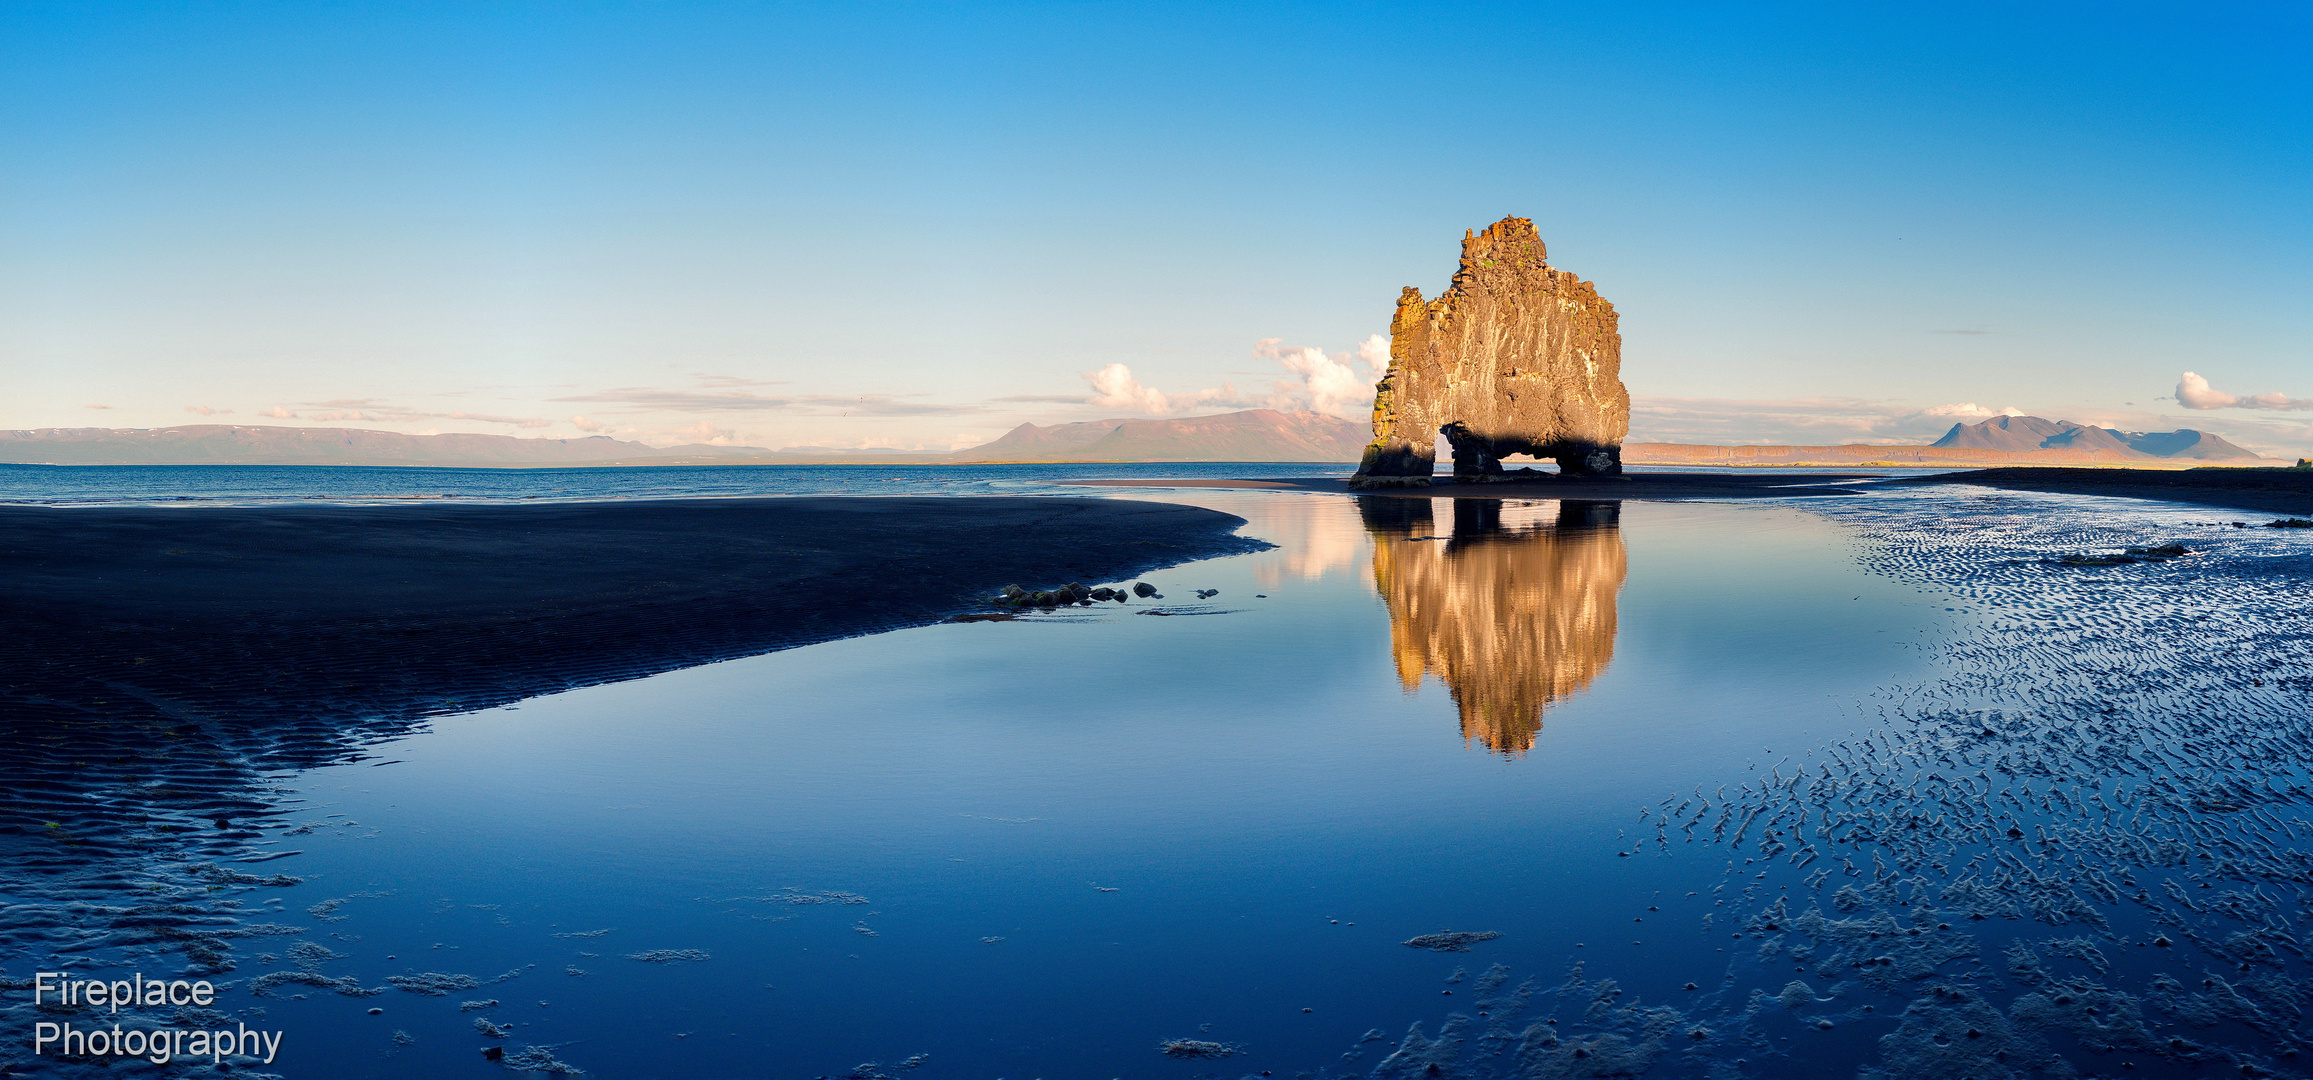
(14, 486), (2313, 1079)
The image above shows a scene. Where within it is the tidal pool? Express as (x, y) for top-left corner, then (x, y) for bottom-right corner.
(10, 486), (2312, 1079)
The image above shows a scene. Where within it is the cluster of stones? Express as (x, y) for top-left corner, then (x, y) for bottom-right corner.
(992, 581), (1158, 608)
(2050, 541), (2192, 567)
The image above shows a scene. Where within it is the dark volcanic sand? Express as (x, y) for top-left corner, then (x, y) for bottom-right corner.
(1897, 465), (2313, 515)
(2, 496), (1259, 729)
(1068, 471), (1885, 498)
(0, 496), (1261, 859)
(0, 494), (1258, 763)
(0, 495), (1262, 1035)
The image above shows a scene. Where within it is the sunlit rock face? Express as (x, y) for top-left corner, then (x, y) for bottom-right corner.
(1350, 217), (1630, 487)
(1359, 497), (1627, 754)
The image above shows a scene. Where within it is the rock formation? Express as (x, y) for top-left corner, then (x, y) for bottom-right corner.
(1350, 217), (1630, 487)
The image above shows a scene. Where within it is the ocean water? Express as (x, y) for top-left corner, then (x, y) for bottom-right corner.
(0, 462), (1357, 505)
(0, 461), (1910, 507)
(6, 470), (2312, 1079)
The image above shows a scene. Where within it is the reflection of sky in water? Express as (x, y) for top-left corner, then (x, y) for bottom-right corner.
(223, 493), (1964, 1077)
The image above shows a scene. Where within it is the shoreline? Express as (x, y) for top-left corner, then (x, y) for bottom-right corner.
(1073, 466), (2313, 516)
(1, 495), (1262, 741)
(0, 493), (1234, 1002)
(10, 465), (2301, 777)
(1893, 466), (2313, 515)
(1067, 472), (1889, 499)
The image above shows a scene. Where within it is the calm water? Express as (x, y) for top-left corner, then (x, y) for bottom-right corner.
(176, 491), (1958, 1079)
(7, 470), (2312, 1079)
(0, 462), (1358, 505)
(0, 461), (1915, 506)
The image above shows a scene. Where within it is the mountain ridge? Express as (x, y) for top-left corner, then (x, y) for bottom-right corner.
(952, 410), (1365, 462)
(0, 412), (2281, 468)
(0, 411), (1370, 467)
(1931, 415), (2257, 460)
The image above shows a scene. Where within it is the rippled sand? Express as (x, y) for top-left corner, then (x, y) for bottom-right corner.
(1343, 487), (2313, 1078)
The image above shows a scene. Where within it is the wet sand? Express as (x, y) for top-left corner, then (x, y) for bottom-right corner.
(0, 495), (1262, 870)
(1898, 465), (2313, 515)
(1080, 467), (2313, 517)
(1067, 471), (1887, 499)
(2, 496), (1258, 726)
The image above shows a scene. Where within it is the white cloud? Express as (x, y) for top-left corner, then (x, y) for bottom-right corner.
(251, 399), (574, 430)
(1085, 363), (1171, 413)
(1253, 338), (1375, 420)
(1078, 337), (1392, 420)
(554, 382), (973, 416)
(83, 402), (112, 410)
(183, 404), (232, 416)
(671, 419), (739, 445)
(570, 414), (611, 433)
(1082, 363), (1243, 415)
(1919, 402), (2025, 419)
(763, 431), (961, 453)
(448, 409), (553, 429)
(2176, 371), (2313, 411)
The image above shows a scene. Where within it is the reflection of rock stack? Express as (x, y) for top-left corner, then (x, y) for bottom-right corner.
(1360, 498), (1627, 754)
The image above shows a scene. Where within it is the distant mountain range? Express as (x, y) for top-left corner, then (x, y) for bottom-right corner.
(0, 425), (778, 467)
(0, 411), (1369, 467)
(0, 412), (2277, 469)
(1929, 415), (2257, 460)
(1630, 415), (2270, 467)
(952, 410), (1367, 462)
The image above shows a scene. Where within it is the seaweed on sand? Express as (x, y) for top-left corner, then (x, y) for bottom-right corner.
(1159, 1038), (1242, 1058)
(1404, 930), (1502, 952)
(250, 970), (384, 997)
(500, 1043), (585, 1074)
(388, 972), (482, 995)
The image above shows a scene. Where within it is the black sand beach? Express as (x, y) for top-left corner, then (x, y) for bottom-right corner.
(0, 496), (1260, 860)
(2, 496), (1259, 728)
(1897, 465), (2313, 515)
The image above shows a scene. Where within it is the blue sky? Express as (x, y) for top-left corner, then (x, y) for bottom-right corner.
(4, 2), (2309, 453)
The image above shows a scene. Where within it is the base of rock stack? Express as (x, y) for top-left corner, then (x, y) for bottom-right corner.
(1451, 468), (1549, 484)
(1347, 474), (1435, 490)
(1350, 437), (1439, 490)
(1561, 445), (1625, 478)
(1438, 422), (1626, 481)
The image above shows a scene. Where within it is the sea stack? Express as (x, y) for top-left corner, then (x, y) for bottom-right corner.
(1349, 217), (1630, 487)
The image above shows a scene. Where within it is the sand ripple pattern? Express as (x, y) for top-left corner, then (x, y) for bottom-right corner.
(1338, 488), (2313, 1079)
